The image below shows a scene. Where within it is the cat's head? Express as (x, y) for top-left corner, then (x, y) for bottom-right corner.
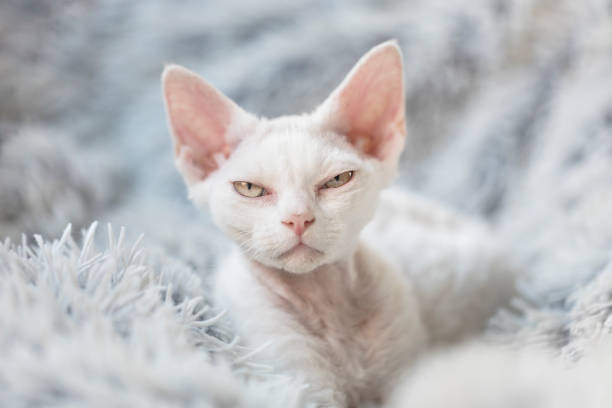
(162, 41), (406, 274)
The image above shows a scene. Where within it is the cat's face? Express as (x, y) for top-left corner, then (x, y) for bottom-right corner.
(205, 118), (385, 273)
(162, 41), (406, 274)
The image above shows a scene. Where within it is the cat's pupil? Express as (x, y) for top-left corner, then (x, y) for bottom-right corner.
(335, 175), (340, 181)
(247, 183), (252, 190)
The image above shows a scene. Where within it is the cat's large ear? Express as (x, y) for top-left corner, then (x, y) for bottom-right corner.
(315, 41), (406, 164)
(162, 65), (257, 185)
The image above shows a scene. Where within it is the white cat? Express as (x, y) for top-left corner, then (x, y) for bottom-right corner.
(162, 41), (515, 407)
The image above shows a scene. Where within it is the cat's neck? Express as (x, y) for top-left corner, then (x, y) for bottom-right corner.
(245, 247), (361, 306)
(250, 252), (354, 283)
(243, 246), (373, 338)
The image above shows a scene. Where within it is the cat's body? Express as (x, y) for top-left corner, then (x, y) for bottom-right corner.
(216, 241), (426, 406)
(162, 41), (514, 407)
(363, 188), (513, 345)
(216, 187), (511, 407)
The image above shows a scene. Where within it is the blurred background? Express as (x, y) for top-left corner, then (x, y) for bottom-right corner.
(1, 0), (612, 299)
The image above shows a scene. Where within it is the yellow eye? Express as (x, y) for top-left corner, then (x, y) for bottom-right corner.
(233, 181), (266, 198)
(322, 171), (353, 189)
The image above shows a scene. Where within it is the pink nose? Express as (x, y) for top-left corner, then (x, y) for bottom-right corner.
(282, 214), (315, 236)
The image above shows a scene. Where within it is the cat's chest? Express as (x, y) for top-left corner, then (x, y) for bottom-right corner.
(253, 261), (394, 368)
(264, 271), (371, 336)
(216, 247), (426, 406)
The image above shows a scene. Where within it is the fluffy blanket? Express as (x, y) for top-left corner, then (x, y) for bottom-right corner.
(1, 0), (612, 406)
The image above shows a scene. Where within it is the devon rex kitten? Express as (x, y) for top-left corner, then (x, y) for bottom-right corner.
(162, 41), (514, 407)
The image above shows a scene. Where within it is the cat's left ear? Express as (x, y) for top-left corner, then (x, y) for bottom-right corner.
(315, 41), (406, 164)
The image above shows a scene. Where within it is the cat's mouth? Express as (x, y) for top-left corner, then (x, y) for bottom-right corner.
(278, 243), (323, 259)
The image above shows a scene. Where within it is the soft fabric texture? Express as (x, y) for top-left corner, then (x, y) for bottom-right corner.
(0, 223), (303, 407)
(1, 0), (612, 406)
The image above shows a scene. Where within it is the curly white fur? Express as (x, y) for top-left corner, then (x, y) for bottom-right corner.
(162, 41), (514, 406)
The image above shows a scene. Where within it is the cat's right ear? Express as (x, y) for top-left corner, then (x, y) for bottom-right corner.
(162, 65), (257, 185)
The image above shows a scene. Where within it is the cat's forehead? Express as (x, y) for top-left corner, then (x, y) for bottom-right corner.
(224, 116), (364, 183)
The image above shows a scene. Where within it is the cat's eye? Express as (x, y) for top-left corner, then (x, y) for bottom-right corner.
(322, 171), (354, 189)
(233, 181), (266, 198)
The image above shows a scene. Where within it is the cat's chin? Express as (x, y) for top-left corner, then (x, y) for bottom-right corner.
(279, 243), (323, 259)
(278, 244), (326, 274)
(249, 245), (328, 275)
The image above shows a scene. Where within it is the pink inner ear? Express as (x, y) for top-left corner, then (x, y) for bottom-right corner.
(332, 43), (406, 161)
(163, 66), (237, 179)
